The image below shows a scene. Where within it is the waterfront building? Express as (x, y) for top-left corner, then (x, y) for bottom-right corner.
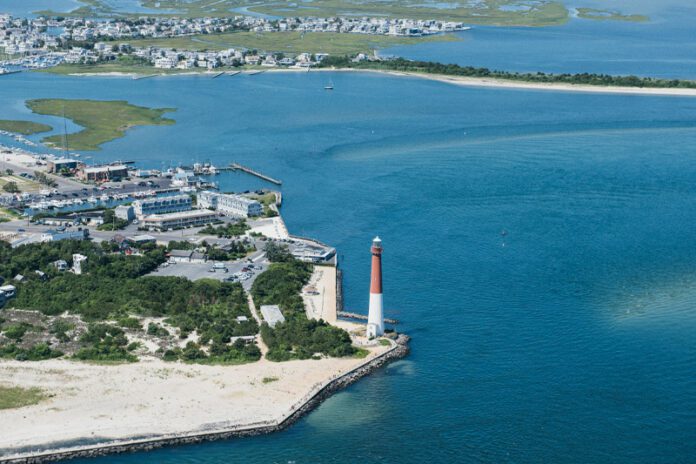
(79, 164), (128, 182)
(141, 209), (217, 231)
(197, 191), (262, 218)
(47, 158), (79, 173)
(366, 236), (384, 338)
(132, 194), (191, 219)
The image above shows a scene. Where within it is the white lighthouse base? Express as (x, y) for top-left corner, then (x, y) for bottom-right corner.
(367, 293), (384, 337)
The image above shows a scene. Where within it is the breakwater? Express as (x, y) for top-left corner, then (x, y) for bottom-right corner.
(339, 311), (399, 325)
(1, 335), (409, 464)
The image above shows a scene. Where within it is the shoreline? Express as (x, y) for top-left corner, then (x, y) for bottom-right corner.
(1, 335), (409, 464)
(41, 67), (696, 97)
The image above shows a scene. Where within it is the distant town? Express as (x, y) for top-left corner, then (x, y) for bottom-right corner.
(0, 14), (469, 71)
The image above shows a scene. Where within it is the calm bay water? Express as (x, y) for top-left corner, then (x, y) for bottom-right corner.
(2, 0), (696, 461)
(385, 0), (696, 79)
(2, 71), (696, 462)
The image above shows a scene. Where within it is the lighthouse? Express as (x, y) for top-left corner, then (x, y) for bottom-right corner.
(366, 236), (384, 338)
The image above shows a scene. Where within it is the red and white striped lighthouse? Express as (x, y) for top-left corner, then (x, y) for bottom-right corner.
(367, 236), (384, 337)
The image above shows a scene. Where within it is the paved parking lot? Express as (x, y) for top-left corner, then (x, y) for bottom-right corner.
(149, 257), (268, 290)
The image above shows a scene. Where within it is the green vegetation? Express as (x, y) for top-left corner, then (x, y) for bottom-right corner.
(162, 338), (261, 364)
(199, 220), (250, 238)
(253, 259), (356, 361)
(379, 338), (392, 346)
(264, 242), (294, 263)
(25, 98), (176, 151)
(98, 208), (129, 231)
(1, 240), (261, 364)
(576, 8), (649, 22)
(262, 376), (279, 384)
(37, 0), (571, 27)
(73, 324), (137, 362)
(0, 343), (64, 361)
(0, 386), (45, 410)
(0, 120), (52, 135)
(2, 181), (19, 193)
(127, 30), (459, 55)
(33, 171), (58, 188)
(319, 56), (696, 89)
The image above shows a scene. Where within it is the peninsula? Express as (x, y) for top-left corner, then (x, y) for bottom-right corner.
(0, 146), (408, 462)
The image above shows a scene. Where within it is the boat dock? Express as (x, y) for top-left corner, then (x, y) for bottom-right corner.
(227, 71), (241, 76)
(229, 163), (282, 185)
(133, 74), (158, 80)
(212, 71), (225, 79)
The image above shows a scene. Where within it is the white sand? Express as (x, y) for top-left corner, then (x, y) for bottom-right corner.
(248, 216), (290, 240)
(59, 68), (696, 97)
(303, 265), (337, 324)
(0, 343), (390, 457)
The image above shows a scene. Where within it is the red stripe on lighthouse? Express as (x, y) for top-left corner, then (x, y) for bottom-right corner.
(370, 244), (382, 294)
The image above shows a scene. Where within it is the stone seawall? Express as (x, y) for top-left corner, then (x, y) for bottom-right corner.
(1, 335), (410, 464)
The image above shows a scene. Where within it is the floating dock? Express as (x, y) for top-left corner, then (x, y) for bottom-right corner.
(229, 163), (282, 185)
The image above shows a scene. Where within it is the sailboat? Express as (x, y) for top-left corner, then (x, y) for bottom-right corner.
(324, 79), (334, 90)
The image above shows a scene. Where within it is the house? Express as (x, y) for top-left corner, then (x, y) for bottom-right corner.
(0, 284), (16, 298)
(126, 234), (157, 245)
(53, 259), (69, 271)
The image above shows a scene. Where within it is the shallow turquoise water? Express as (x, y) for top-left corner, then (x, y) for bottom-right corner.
(2, 71), (696, 462)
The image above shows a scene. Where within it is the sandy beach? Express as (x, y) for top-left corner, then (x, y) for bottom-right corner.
(59, 68), (696, 97)
(0, 341), (392, 459)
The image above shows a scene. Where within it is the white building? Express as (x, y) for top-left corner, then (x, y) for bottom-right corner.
(133, 194), (192, 219)
(260, 304), (285, 328)
(142, 209), (218, 231)
(198, 191), (262, 218)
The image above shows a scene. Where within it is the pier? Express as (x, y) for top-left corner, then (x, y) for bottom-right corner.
(229, 163), (282, 185)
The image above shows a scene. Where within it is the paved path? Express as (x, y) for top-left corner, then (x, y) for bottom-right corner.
(246, 293), (269, 357)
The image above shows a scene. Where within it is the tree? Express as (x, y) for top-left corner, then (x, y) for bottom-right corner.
(2, 181), (19, 193)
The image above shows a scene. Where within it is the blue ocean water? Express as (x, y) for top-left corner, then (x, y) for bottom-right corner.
(2, 71), (696, 462)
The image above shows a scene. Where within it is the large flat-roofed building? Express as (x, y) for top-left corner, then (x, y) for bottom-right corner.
(198, 191), (262, 218)
(79, 164), (129, 182)
(141, 209), (217, 231)
(47, 158), (79, 173)
(260, 304), (285, 328)
(133, 194), (192, 219)
(41, 228), (89, 242)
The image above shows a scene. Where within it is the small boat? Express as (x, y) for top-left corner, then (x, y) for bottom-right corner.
(324, 80), (334, 90)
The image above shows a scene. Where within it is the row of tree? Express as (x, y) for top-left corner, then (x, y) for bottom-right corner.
(319, 56), (696, 89)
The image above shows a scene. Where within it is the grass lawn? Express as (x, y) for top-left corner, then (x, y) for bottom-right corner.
(0, 120), (53, 136)
(126, 30), (460, 55)
(26, 99), (176, 151)
(0, 386), (45, 410)
(0, 175), (43, 193)
(576, 8), (649, 22)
